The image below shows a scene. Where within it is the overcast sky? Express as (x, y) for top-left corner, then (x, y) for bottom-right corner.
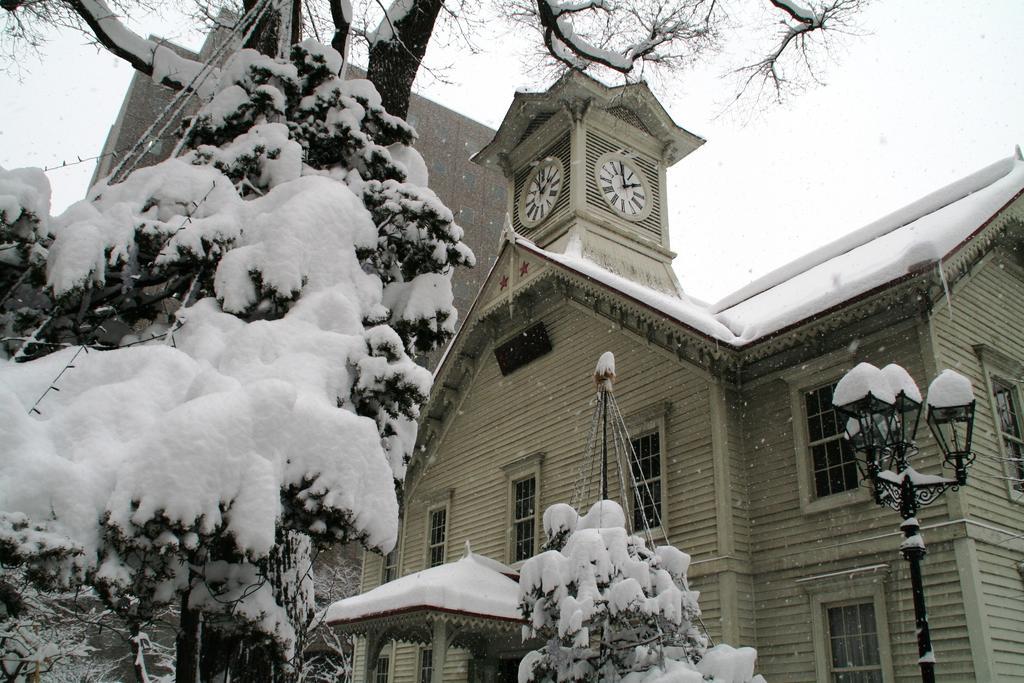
(2, 1), (1023, 302)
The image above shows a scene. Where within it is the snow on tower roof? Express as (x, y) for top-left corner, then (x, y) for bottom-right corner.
(325, 552), (522, 625)
(509, 155), (1024, 349)
(515, 235), (737, 344)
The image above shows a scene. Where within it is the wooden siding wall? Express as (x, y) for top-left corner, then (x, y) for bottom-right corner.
(930, 249), (1024, 678)
(976, 543), (1024, 678)
(355, 300), (726, 679)
(348, 251), (1024, 681)
(738, 321), (977, 681)
(351, 642), (471, 683)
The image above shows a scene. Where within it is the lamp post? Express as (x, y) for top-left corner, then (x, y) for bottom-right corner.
(833, 363), (976, 683)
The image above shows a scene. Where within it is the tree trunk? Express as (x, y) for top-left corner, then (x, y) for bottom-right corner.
(128, 621), (150, 683)
(244, 0), (302, 57)
(214, 532), (313, 683)
(175, 590), (202, 683)
(365, 0), (445, 118)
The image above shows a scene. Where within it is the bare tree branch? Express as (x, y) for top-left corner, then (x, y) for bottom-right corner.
(737, 0), (868, 102)
(326, 0), (349, 57)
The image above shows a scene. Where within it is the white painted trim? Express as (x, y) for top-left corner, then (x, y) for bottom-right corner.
(785, 370), (872, 515)
(806, 578), (895, 683)
(974, 344), (1024, 505)
(953, 536), (996, 681)
(504, 454), (543, 566)
(795, 563), (890, 584)
(709, 383), (734, 556)
(622, 405), (671, 538)
(424, 499), (451, 570)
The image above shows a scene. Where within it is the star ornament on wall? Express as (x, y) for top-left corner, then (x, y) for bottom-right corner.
(500, 275), (509, 290)
(519, 262), (530, 276)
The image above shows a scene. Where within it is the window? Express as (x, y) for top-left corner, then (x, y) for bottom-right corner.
(512, 476), (536, 562)
(806, 572), (894, 681)
(993, 378), (1024, 491)
(374, 655), (390, 683)
(805, 383), (859, 498)
(974, 344), (1024, 502)
(502, 452), (544, 563)
(630, 432), (663, 530)
(826, 602), (883, 683)
(418, 648), (433, 683)
(382, 544), (399, 583)
(428, 508), (447, 567)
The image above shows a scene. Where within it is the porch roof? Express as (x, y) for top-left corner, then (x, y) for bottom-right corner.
(326, 552), (523, 629)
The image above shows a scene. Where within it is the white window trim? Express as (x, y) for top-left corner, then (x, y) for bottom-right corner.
(502, 452), (544, 566)
(380, 536), (400, 584)
(803, 570), (895, 683)
(374, 644), (395, 683)
(785, 363), (872, 515)
(974, 344), (1024, 504)
(425, 502), (450, 569)
(417, 646), (433, 683)
(624, 402), (671, 536)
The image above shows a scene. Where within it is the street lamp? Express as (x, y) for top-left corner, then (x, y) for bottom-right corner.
(833, 362), (976, 683)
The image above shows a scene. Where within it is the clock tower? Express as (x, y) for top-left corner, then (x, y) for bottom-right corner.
(473, 73), (704, 294)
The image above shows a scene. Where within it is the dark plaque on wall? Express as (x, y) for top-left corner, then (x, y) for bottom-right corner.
(494, 323), (552, 375)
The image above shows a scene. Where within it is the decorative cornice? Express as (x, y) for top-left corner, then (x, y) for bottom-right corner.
(417, 205), (1024, 464)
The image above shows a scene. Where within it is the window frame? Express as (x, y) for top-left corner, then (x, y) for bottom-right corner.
(975, 344), (1024, 504)
(381, 539), (400, 584)
(992, 377), (1024, 493)
(418, 646), (433, 683)
(373, 647), (393, 683)
(623, 402), (671, 536)
(511, 475), (538, 563)
(804, 573), (895, 683)
(823, 601), (885, 682)
(426, 504), (449, 569)
(628, 430), (665, 532)
(502, 452), (544, 566)
(803, 381), (861, 498)
(787, 364), (872, 515)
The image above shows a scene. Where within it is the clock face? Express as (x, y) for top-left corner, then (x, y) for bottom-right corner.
(597, 157), (648, 218)
(521, 159), (563, 225)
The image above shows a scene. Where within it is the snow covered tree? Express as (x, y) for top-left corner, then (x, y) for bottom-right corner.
(0, 38), (472, 683)
(519, 500), (762, 683)
(0, 0), (869, 116)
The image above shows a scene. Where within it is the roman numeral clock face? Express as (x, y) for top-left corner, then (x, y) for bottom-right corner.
(521, 159), (563, 226)
(597, 156), (648, 219)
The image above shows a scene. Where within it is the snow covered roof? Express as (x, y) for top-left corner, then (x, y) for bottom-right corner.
(713, 155), (1024, 343)
(326, 552), (522, 625)
(514, 155), (1024, 348)
(515, 237), (737, 344)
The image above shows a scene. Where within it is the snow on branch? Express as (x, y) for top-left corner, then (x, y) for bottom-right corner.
(61, 0), (208, 91)
(769, 0), (821, 25)
(535, 0), (716, 75)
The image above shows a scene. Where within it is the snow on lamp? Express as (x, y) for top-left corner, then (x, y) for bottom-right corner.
(834, 363), (897, 485)
(926, 370), (976, 485)
(834, 363), (898, 440)
(881, 364), (923, 443)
